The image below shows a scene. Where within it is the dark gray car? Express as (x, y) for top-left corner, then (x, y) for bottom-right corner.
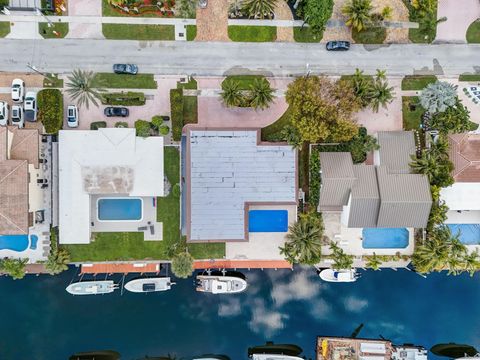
(104, 107), (129, 117)
(113, 64), (138, 75)
(326, 41), (350, 51)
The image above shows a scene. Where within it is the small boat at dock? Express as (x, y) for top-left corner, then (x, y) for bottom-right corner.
(66, 280), (118, 295)
(196, 272), (247, 294)
(319, 269), (359, 282)
(124, 277), (174, 293)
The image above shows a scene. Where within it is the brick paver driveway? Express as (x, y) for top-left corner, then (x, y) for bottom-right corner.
(436, 0), (480, 43)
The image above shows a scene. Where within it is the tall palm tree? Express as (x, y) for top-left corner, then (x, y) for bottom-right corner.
(375, 69), (387, 81)
(249, 78), (275, 110)
(220, 79), (244, 107)
(241, 0), (278, 19)
(368, 80), (394, 112)
(409, 151), (439, 180)
(65, 69), (105, 109)
(342, 0), (373, 32)
(412, 232), (450, 274)
(329, 242), (354, 270)
(365, 252), (382, 270)
(45, 248), (70, 275)
(462, 250), (480, 277)
(280, 213), (324, 265)
(350, 68), (373, 107)
(171, 252), (194, 279)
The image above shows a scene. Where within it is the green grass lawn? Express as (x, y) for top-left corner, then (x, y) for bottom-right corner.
(222, 75), (267, 90)
(467, 20), (480, 43)
(177, 77), (198, 90)
(63, 147), (225, 261)
(0, 21), (10, 38)
(186, 25), (196, 41)
(43, 74), (63, 88)
(261, 106), (293, 141)
(459, 74), (480, 82)
(39, 22), (68, 38)
(183, 96), (198, 125)
(94, 73), (157, 89)
(352, 27), (386, 44)
(102, 24), (175, 40)
(402, 96), (423, 130)
(293, 27), (322, 42)
(407, 0), (438, 43)
(401, 75), (438, 90)
(228, 25), (277, 42)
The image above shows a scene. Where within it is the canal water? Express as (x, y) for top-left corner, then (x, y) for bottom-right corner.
(0, 267), (479, 359)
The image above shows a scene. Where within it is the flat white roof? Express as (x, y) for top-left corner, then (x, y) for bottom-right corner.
(58, 128), (164, 244)
(188, 130), (296, 241)
(441, 182), (480, 210)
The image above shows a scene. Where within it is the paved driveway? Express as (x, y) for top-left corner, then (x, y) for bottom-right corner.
(436, 0), (480, 43)
(68, 0), (102, 16)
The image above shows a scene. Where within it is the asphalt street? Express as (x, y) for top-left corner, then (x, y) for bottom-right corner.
(2, 39), (479, 77)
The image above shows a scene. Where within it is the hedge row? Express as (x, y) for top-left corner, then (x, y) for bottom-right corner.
(101, 92), (145, 106)
(308, 149), (321, 208)
(170, 88), (184, 141)
(37, 89), (63, 134)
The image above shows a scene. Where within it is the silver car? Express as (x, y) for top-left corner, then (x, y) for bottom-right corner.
(11, 78), (25, 103)
(67, 105), (78, 128)
(11, 105), (24, 128)
(0, 101), (9, 126)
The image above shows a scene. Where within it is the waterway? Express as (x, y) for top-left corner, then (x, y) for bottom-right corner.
(0, 267), (479, 359)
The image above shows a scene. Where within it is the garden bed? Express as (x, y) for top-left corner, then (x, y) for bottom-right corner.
(228, 25), (277, 42)
(94, 73), (157, 89)
(402, 96), (423, 131)
(37, 89), (63, 134)
(102, 92), (146, 106)
(102, 0), (177, 18)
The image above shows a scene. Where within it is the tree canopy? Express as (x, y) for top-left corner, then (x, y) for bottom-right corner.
(304, 0), (334, 34)
(420, 81), (457, 114)
(430, 98), (472, 134)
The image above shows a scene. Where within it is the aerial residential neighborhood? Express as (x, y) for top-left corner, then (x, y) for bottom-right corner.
(0, 0), (479, 358)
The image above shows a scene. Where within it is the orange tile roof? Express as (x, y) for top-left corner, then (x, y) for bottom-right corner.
(448, 133), (480, 182)
(193, 259), (293, 270)
(81, 263), (161, 274)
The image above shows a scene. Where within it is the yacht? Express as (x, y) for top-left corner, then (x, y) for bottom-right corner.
(196, 272), (247, 294)
(319, 269), (359, 282)
(124, 277), (174, 293)
(66, 280), (118, 295)
(249, 342), (303, 360)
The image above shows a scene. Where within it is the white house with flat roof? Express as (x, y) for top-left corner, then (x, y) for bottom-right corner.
(58, 128), (164, 245)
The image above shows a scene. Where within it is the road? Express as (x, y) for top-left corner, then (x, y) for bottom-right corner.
(2, 39), (479, 77)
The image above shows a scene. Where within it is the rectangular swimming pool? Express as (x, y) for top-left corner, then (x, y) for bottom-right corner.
(97, 198), (143, 221)
(447, 224), (480, 245)
(248, 210), (288, 232)
(362, 228), (409, 249)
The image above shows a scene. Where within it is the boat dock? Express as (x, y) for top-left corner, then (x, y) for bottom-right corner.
(193, 260), (293, 270)
(80, 263), (161, 274)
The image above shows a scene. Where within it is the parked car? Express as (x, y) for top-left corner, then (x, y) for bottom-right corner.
(104, 107), (129, 117)
(113, 64), (138, 75)
(326, 41), (350, 51)
(24, 91), (37, 122)
(0, 101), (9, 126)
(11, 105), (24, 128)
(67, 105), (78, 128)
(11, 78), (25, 103)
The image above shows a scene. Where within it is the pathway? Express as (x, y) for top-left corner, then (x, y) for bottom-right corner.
(435, 0), (480, 43)
(274, 1), (294, 42)
(195, 0), (229, 41)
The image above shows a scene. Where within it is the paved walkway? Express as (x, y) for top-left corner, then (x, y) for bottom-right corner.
(436, 0), (480, 43)
(0, 15), (196, 25)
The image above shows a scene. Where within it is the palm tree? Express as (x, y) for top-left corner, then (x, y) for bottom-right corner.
(0, 258), (28, 280)
(220, 78), (244, 107)
(412, 231), (450, 274)
(249, 78), (275, 110)
(45, 248), (70, 275)
(365, 253), (382, 270)
(280, 213), (324, 265)
(281, 124), (302, 149)
(350, 68), (373, 107)
(368, 80), (394, 112)
(241, 0), (278, 19)
(462, 250), (480, 277)
(65, 69), (105, 109)
(375, 69), (387, 81)
(342, 0), (373, 32)
(329, 242), (354, 270)
(409, 151), (439, 180)
(171, 251), (194, 279)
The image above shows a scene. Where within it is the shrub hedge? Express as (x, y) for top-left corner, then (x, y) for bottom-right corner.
(170, 89), (184, 141)
(308, 149), (321, 207)
(114, 121), (128, 128)
(37, 89), (63, 134)
(135, 119), (151, 137)
(102, 92), (145, 106)
(90, 121), (107, 130)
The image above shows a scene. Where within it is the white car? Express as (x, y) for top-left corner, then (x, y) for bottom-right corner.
(11, 105), (24, 128)
(24, 91), (37, 122)
(11, 78), (25, 103)
(0, 101), (9, 126)
(67, 105), (78, 128)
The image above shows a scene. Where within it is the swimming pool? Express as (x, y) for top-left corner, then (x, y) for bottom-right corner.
(248, 210), (288, 232)
(447, 224), (480, 245)
(97, 198), (143, 221)
(0, 234), (38, 252)
(362, 228), (409, 249)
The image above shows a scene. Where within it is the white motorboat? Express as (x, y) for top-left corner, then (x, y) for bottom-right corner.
(319, 269), (358, 283)
(196, 274), (247, 294)
(252, 355), (304, 360)
(124, 277), (174, 293)
(66, 280), (118, 295)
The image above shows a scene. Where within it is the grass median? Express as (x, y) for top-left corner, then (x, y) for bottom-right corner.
(94, 73), (157, 89)
(228, 25), (277, 42)
(102, 24), (175, 40)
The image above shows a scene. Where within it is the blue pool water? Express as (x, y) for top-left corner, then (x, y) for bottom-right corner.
(362, 228), (409, 248)
(98, 198), (142, 221)
(447, 224), (480, 245)
(29, 235), (38, 250)
(0, 234), (30, 251)
(248, 210), (288, 232)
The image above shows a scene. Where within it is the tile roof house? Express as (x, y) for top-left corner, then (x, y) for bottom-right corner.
(0, 126), (40, 235)
(185, 129), (297, 242)
(319, 131), (432, 228)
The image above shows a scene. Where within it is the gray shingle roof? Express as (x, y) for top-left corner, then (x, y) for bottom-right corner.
(377, 131), (416, 174)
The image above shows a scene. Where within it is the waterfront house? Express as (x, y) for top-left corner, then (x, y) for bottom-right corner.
(58, 128), (164, 245)
(184, 128), (297, 264)
(440, 133), (480, 248)
(319, 131), (432, 261)
(0, 126), (53, 262)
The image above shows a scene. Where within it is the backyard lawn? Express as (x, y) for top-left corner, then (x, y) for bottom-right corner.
(401, 75), (438, 90)
(63, 147), (225, 261)
(183, 96), (198, 125)
(402, 96), (423, 130)
(0, 21), (10, 37)
(352, 27), (386, 44)
(293, 27), (322, 42)
(261, 106), (292, 141)
(102, 24), (175, 40)
(466, 20), (480, 43)
(228, 25), (277, 42)
(94, 73), (157, 89)
(39, 22), (68, 38)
